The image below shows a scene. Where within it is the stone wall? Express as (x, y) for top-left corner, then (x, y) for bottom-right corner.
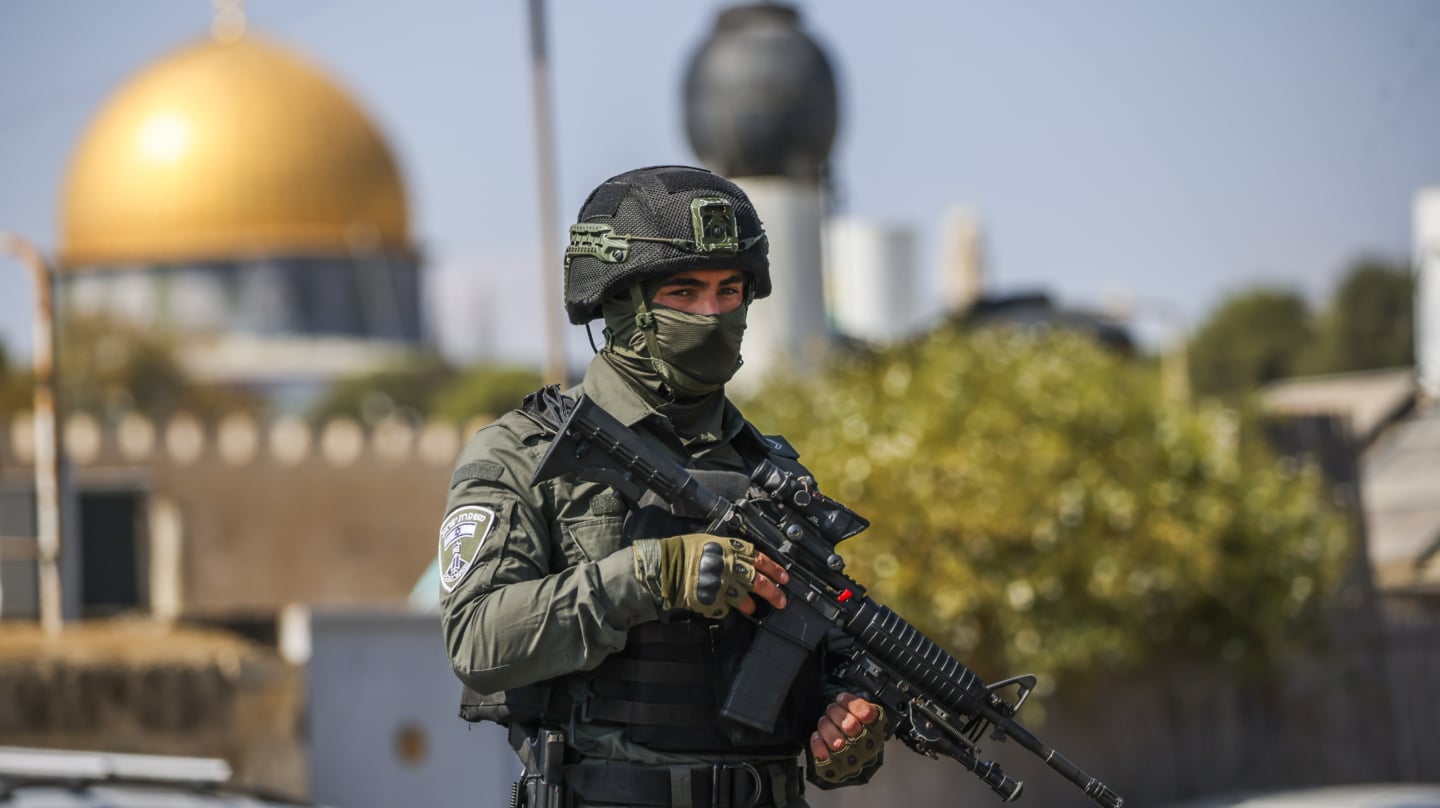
(1, 410), (483, 619)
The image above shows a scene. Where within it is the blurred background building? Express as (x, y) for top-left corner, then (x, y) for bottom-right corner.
(685, 4), (840, 384)
(57, 33), (425, 413)
(0, 13), (490, 806)
(3, 17), (441, 625)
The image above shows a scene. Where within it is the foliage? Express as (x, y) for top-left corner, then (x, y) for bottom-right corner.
(0, 341), (34, 414)
(308, 352), (453, 424)
(311, 358), (542, 424)
(429, 364), (543, 422)
(1187, 257), (1415, 401)
(56, 315), (260, 418)
(740, 327), (1349, 681)
(1187, 289), (1315, 402)
(1321, 259), (1414, 373)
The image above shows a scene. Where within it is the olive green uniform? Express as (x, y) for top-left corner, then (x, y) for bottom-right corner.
(440, 356), (846, 806)
(440, 355), (665, 698)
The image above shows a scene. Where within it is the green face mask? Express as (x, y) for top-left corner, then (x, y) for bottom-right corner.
(602, 286), (748, 398)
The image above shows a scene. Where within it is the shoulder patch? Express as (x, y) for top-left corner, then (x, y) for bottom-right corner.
(451, 460), (505, 488)
(438, 506), (498, 592)
(761, 434), (800, 460)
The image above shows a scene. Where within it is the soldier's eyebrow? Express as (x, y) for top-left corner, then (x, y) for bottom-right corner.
(657, 273), (746, 291)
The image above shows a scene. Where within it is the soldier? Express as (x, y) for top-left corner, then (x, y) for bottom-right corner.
(439, 165), (887, 808)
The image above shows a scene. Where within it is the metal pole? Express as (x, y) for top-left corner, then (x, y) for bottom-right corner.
(527, 0), (567, 385)
(0, 232), (64, 635)
(1145, 298), (1191, 406)
(1104, 294), (1190, 407)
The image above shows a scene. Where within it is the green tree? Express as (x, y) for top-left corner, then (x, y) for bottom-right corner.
(308, 352), (454, 424)
(430, 364), (543, 422)
(57, 315), (259, 418)
(311, 358), (542, 424)
(741, 327), (1348, 680)
(0, 340), (34, 414)
(1188, 289), (1314, 401)
(1317, 259), (1414, 373)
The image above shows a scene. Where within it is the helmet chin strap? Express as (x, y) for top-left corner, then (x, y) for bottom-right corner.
(625, 284), (733, 399)
(629, 284), (666, 370)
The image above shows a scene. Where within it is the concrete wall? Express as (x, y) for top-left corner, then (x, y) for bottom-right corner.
(304, 609), (518, 808)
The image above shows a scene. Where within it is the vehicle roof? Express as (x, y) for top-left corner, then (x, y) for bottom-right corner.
(0, 748), (325, 808)
(0, 783), (320, 808)
(1161, 783), (1440, 808)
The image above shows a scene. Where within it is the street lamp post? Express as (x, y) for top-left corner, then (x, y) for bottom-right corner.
(0, 232), (65, 635)
(527, 0), (566, 386)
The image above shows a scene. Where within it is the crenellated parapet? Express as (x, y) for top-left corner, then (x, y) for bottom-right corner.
(0, 411), (491, 471)
(0, 410), (494, 618)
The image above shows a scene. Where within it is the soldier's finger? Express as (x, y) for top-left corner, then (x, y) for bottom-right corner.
(816, 714), (849, 752)
(749, 570), (787, 610)
(809, 732), (831, 762)
(753, 552), (790, 585)
(834, 692), (879, 726)
(826, 701), (863, 738)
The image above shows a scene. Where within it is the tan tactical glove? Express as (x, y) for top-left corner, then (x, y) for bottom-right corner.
(810, 699), (889, 786)
(633, 534), (757, 619)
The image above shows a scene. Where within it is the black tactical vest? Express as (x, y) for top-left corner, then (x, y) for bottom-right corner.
(575, 469), (824, 753)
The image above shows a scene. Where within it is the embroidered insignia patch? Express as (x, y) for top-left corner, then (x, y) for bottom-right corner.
(438, 506), (497, 593)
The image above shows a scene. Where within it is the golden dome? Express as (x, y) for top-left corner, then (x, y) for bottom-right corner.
(60, 36), (410, 268)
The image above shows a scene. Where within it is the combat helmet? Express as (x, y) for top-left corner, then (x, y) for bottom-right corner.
(564, 165), (770, 325)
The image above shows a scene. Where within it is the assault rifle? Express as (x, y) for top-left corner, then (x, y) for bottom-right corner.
(533, 395), (1123, 807)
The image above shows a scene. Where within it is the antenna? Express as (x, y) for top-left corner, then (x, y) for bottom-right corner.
(211, 0), (246, 42)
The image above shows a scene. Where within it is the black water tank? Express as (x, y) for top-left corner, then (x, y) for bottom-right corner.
(683, 4), (839, 180)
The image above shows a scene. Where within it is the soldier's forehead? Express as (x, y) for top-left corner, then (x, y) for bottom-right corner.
(656, 269), (745, 285)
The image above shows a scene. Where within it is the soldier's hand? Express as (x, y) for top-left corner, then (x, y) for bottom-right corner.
(633, 534), (788, 619)
(809, 693), (887, 785)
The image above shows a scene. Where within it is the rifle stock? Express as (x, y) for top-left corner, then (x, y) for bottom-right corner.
(532, 395), (1123, 808)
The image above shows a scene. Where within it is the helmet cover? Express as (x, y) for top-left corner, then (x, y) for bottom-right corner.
(563, 165), (770, 324)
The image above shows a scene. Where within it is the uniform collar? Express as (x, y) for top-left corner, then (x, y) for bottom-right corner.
(580, 353), (748, 449)
(579, 353), (665, 429)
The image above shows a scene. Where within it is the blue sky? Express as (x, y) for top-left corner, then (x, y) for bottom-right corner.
(1, 1), (1438, 367)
